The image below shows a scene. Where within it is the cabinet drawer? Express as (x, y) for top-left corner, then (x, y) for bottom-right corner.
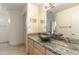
(34, 48), (44, 55)
(34, 42), (45, 53)
(28, 42), (33, 48)
(28, 44), (34, 55)
(29, 49), (34, 55)
(28, 39), (34, 45)
(46, 49), (55, 55)
(29, 45), (33, 51)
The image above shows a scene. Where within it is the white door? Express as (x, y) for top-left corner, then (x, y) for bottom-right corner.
(0, 12), (9, 42)
(72, 12), (79, 39)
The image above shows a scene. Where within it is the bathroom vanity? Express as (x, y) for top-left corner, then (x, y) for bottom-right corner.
(27, 34), (79, 55)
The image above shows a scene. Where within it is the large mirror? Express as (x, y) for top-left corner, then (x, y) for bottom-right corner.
(46, 10), (56, 35)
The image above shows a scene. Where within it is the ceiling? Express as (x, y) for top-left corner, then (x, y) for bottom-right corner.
(47, 3), (79, 13)
(0, 3), (79, 13)
(0, 3), (27, 11)
(32, 3), (79, 13)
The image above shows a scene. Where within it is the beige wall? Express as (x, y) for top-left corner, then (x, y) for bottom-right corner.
(27, 4), (39, 34)
(71, 6), (79, 39)
(27, 4), (46, 34)
(55, 5), (79, 38)
(38, 5), (46, 33)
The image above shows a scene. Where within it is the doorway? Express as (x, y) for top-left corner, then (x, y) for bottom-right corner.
(23, 13), (27, 45)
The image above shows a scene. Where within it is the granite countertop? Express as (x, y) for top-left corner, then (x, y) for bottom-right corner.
(28, 34), (79, 55)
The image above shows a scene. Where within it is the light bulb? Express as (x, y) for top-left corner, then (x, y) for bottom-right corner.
(8, 19), (11, 24)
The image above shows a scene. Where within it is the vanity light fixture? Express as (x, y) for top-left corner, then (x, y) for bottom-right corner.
(43, 3), (55, 9)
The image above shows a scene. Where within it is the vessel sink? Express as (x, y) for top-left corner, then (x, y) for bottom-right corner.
(38, 33), (50, 42)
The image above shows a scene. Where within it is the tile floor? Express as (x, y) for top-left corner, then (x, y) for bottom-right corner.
(0, 42), (27, 55)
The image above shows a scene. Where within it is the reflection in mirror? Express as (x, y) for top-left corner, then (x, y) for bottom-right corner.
(46, 10), (56, 35)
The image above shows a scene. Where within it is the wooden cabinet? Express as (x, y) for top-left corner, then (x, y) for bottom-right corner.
(28, 39), (34, 55)
(34, 42), (45, 55)
(28, 38), (56, 55)
(34, 48), (44, 55)
(46, 49), (55, 55)
(28, 39), (45, 55)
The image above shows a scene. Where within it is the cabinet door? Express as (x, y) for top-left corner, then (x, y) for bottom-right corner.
(34, 48), (44, 55)
(28, 39), (34, 55)
(46, 49), (55, 55)
(34, 42), (45, 54)
(29, 45), (34, 55)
